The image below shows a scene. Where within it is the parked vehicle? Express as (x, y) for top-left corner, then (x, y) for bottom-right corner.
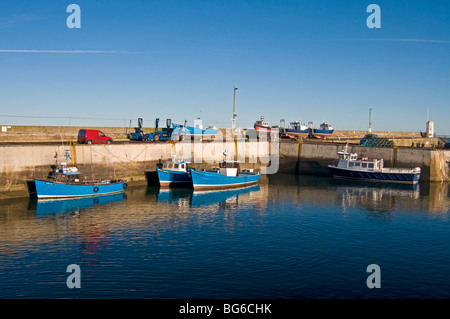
(78, 129), (113, 144)
(445, 140), (450, 149)
(128, 118), (174, 142)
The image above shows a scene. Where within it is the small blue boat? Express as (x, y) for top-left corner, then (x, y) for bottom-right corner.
(312, 122), (334, 139)
(328, 145), (421, 184)
(172, 119), (218, 139)
(190, 153), (261, 190)
(156, 159), (192, 187)
(32, 163), (127, 199)
(284, 120), (311, 139)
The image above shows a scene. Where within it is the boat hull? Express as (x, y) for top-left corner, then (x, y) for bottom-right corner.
(173, 124), (218, 138)
(34, 180), (127, 198)
(284, 128), (311, 138)
(190, 168), (261, 190)
(156, 167), (192, 187)
(254, 124), (271, 132)
(312, 129), (334, 139)
(328, 166), (420, 184)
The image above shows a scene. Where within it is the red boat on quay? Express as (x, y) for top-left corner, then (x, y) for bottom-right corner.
(254, 116), (271, 132)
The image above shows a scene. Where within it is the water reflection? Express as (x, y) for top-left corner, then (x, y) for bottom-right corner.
(29, 192), (127, 217)
(267, 174), (450, 214)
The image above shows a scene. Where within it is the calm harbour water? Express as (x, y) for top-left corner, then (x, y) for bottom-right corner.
(1, 174), (450, 299)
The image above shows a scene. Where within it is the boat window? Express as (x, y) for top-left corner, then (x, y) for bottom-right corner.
(181, 164), (185, 169)
(349, 162), (354, 167)
(368, 163), (374, 169)
(362, 163), (367, 168)
(174, 164), (179, 169)
(355, 162), (361, 167)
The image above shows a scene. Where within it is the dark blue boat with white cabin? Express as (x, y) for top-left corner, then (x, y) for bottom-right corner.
(312, 122), (334, 139)
(32, 162), (127, 199)
(190, 153), (261, 190)
(284, 120), (311, 139)
(156, 158), (192, 187)
(328, 145), (421, 184)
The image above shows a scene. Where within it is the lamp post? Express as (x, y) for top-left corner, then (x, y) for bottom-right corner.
(232, 86), (238, 135)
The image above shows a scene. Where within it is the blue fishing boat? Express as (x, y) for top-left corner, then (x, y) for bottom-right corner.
(312, 122), (334, 139)
(172, 119), (218, 139)
(190, 153), (261, 189)
(328, 145), (421, 184)
(156, 158), (192, 187)
(284, 120), (311, 139)
(32, 162), (127, 199)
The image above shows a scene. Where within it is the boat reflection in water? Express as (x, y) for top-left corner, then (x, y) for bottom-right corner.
(190, 184), (261, 208)
(330, 178), (420, 213)
(267, 174), (434, 214)
(156, 185), (261, 209)
(31, 192), (127, 216)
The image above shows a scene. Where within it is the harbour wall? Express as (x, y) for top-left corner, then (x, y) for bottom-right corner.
(0, 140), (449, 200)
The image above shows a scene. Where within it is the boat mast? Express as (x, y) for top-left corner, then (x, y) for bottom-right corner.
(369, 108), (372, 133)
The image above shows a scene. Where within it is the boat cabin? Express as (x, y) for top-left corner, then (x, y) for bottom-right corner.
(289, 121), (308, 131)
(162, 161), (189, 172)
(255, 116), (269, 127)
(320, 122), (334, 130)
(48, 162), (82, 183)
(337, 150), (384, 171)
(219, 161), (240, 176)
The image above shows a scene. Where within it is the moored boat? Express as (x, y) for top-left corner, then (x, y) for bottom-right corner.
(156, 158), (192, 187)
(312, 122), (334, 139)
(327, 145), (421, 184)
(190, 153), (261, 189)
(32, 162), (127, 199)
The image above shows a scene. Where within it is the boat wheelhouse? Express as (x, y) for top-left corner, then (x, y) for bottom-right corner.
(328, 145), (421, 184)
(254, 116), (271, 132)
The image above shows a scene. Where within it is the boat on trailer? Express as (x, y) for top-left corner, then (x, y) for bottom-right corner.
(190, 153), (261, 190)
(254, 116), (271, 133)
(312, 122), (334, 139)
(284, 120), (311, 139)
(327, 145), (421, 184)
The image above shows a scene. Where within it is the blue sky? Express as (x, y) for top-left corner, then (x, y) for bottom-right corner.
(0, 0), (449, 134)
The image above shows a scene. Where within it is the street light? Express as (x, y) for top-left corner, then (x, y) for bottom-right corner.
(232, 86), (238, 133)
